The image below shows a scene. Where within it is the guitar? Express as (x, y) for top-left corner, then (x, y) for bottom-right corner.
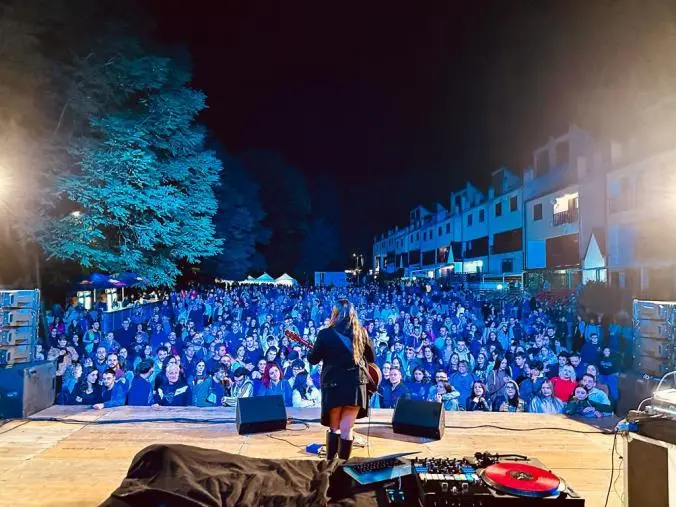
(284, 329), (382, 394)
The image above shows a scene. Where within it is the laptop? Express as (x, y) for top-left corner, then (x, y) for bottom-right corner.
(342, 452), (419, 485)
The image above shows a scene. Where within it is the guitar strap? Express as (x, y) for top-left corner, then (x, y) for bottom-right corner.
(333, 329), (369, 377)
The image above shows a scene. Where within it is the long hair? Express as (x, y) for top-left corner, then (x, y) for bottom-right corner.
(328, 298), (367, 365)
(293, 371), (310, 399)
(261, 361), (281, 389)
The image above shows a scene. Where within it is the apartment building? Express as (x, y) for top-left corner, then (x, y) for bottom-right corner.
(373, 121), (674, 296)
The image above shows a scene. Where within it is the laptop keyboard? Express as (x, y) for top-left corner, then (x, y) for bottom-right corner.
(349, 457), (402, 474)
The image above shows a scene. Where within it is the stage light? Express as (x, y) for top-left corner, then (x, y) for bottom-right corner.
(497, 283), (504, 290)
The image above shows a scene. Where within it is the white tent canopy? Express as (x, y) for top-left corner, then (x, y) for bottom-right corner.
(275, 273), (298, 286)
(240, 273), (297, 285)
(255, 273), (275, 283)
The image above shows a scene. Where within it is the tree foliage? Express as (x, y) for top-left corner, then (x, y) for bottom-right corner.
(0, 0), (220, 284)
(203, 150), (270, 279)
(41, 55), (222, 285)
(241, 151), (312, 274)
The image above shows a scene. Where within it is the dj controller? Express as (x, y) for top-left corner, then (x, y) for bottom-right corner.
(409, 452), (584, 506)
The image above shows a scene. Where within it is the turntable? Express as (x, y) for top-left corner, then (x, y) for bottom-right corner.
(412, 453), (584, 505)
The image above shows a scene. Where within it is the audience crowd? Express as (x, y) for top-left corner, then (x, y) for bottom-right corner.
(44, 281), (630, 418)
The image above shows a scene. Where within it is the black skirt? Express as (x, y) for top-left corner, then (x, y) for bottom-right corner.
(319, 368), (370, 426)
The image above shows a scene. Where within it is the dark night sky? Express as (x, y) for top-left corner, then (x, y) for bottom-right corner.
(146, 1), (676, 260)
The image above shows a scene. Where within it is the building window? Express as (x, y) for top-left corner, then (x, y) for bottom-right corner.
(438, 226), (442, 236)
(510, 196), (518, 212)
(553, 192), (579, 226)
(534, 203), (543, 221)
(416, 232), (419, 240)
(495, 202), (502, 217)
(479, 209), (485, 222)
(467, 213), (473, 226)
(446, 223), (450, 233)
(423, 232), (426, 241)
(501, 258), (514, 273)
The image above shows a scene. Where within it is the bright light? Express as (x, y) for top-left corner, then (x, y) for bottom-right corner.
(553, 192), (579, 214)
(497, 283), (504, 290)
(70, 211), (82, 218)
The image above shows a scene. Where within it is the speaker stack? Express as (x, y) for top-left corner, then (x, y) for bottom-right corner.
(633, 299), (676, 378)
(0, 289), (55, 419)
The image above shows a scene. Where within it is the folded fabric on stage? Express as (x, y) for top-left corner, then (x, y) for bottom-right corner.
(100, 443), (377, 507)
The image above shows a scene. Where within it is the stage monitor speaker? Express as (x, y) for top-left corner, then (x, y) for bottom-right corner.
(392, 398), (445, 440)
(0, 361), (55, 419)
(236, 395), (287, 435)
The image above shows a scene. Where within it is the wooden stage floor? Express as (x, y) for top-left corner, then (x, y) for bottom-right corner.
(0, 406), (622, 507)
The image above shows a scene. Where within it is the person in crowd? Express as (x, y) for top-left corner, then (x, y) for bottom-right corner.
(492, 380), (527, 412)
(518, 361), (544, 405)
(93, 369), (126, 409)
(597, 346), (620, 401)
(429, 373), (460, 411)
(154, 363), (192, 406)
(585, 364), (610, 398)
(450, 360), (474, 406)
(564, 385), (606, 418)
(466, 381), (490, 411)
(122, 358), (153, 404)
(70, 368), (101, 406)
(547, 351), (569, 379)
(407, 367), (429, 401)
(486, 357), (511, 402)
(529, 379), (564, 414)
(193, 366), (227, 407)
(551, 364), (577, 403)
(100, 332), (121, 354)
(256, 362), (292, 405)
(580, 332), (601, 366)
(58, 362), (83, 404)
(472, 352), (489, 383)
(580, 373), (613, 416)
(93, 346), (108, 377)
(381, 367), (410, 408)
(568, 351), (586, 380)
(83, 321), (102, 355)
(223, 367), (255, 406)
(291, 371), (322, 408)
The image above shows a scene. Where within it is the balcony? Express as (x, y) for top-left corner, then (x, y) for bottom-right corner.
(553, 207), (579, 226)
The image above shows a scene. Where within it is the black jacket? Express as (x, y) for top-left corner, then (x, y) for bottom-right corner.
(307, 325), (375, 426)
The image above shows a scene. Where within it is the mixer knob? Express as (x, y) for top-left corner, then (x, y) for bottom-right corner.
(451, 486), (459, 495)
(461, 482), (469, 493)
(441, 482), (448, 493)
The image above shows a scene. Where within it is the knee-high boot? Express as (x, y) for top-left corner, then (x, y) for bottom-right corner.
(325, 431), (340, 460)
(338, 437), (353, 460)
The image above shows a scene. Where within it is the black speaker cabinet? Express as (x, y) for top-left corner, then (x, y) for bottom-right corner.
(0, 361), (55, 419)
(236, 395), (287, 435)
(624, 432), (674, 507)
(392, 398), (445, 440)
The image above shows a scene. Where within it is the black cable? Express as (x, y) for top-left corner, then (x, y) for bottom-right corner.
(267, 433), (305, 449)
(286, 418), (310, 431)
(12, 415), (614, 435)
(604, 430), (619, 507)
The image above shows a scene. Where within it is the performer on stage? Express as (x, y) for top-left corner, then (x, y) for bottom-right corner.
(307, 298), (375, 460)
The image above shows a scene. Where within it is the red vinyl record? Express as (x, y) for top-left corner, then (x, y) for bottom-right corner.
(482, 462), (561, 498)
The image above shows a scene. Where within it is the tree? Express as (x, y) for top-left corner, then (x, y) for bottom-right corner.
(296, 217), (341, 274)
(241, 151), (311, 274)
(41, 48), (223, 286)
(203, 151), (270, 279)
